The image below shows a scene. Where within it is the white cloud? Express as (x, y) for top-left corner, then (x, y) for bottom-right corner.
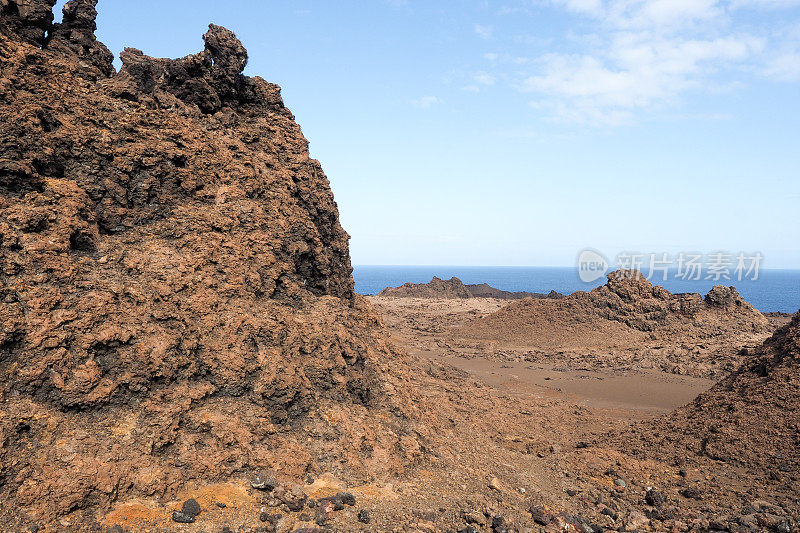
(763, 52), (800, 80)
(520, 35), (762, 115)
(483, 52), (499, 61)
(474, 71), (496, 85)
(730, 0), (800, 8)
(475, 24), (494, 39)
(411, 96), (441, 108)
(510, 0), (787, 124)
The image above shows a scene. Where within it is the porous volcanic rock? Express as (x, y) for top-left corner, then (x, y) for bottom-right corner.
(378, 276), (564, 300)
(461, 270), (771, 377)
(636, 310), (800, 470)
(0, 1), (424, 529)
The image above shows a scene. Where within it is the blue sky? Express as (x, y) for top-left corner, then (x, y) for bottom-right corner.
(60, 1), (800, 267)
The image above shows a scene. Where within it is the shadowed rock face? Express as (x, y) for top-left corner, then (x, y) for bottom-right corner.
(0, 2), (423, 529)
(624, 311), (800, 473)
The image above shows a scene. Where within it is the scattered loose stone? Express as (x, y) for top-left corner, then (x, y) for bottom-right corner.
(625, 510), (649, 530)
(171, 511), (194, 523)
(462, 510), (486, 527)
(251, 471), (277, 491)
(458, 527), (479, 533)
(181, 498), (201, 518)
(681, 487), (702, 500)
(275, 484), (308, 511)
(613, 478), (626, 488)
(492, 515), (508, 533)
(336, 492), (356, 506)
(358, 509), (370, 524)
(215, 501), (227, 508)
(530, 505), (554, 526)
(645, 488), (666, 507)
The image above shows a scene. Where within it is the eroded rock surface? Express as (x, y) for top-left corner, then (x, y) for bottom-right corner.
(0, 2), (424, 529)
(459, 270), (771, 377)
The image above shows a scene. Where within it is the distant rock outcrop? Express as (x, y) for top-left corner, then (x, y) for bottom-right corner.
(462, 270), (771, 377)
(378, 276), (564, 300)
(0, 1), (424, 528)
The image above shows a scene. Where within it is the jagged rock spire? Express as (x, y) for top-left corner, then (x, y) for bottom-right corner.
(49, 0), (114, 78)
(112, 23), (253, 114)
(0, 0), (57, 45)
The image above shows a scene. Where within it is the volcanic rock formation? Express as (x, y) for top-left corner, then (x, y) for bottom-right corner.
(0, 1), (424, 529)
(642, 310), (800, 470)
(378, 276), (564, 300)
(462, 270), (771, 377)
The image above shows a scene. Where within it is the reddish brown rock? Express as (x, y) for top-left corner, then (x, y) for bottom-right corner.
(639, 310), (800, 469)
(0, 3), (424, 529)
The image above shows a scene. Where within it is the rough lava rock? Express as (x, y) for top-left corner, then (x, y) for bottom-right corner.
(0, 2), (427, 530)
(636, 310), (800, 469)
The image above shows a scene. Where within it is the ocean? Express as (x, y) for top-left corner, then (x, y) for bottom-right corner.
(353, 265), (800, 313)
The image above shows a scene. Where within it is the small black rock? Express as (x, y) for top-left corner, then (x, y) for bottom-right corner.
(458, 527), (479, 533)
(336, 491), (356, 506)
(171, 511), (195, 524)
(315, 510), (328, 526)
(307, 498), (316, 508)
(215, 501), (227, 508)
(182, 498), (202, 517)
(645, 488), (666, 507)
(680, 487), (702, 500)
(358, 509), (371, 524)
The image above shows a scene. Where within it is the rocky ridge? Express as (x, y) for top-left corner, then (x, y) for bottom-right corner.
(378, 276), (564, 300)
(0, 1), (429, 529)
(459, 270), (771, 377)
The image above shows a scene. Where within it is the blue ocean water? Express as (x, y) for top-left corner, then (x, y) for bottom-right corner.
(353, 265), (800, 313)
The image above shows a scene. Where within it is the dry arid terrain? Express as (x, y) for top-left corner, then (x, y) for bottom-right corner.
(0, 2), (798, 532)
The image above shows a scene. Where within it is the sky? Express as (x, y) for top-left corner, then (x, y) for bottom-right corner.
(58, 0), (800, 268)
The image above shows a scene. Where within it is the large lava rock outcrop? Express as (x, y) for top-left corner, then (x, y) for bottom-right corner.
(0, 0), (422, 527)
